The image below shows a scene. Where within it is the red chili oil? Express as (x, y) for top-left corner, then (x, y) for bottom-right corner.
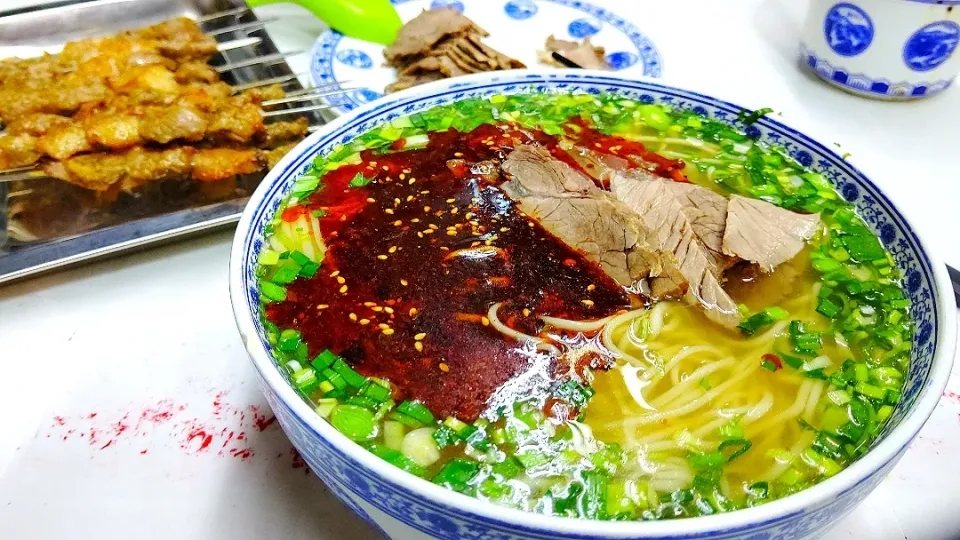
(264, 121), (686, 421)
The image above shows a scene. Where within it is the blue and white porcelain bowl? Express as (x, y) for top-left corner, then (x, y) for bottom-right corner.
(229, 71), (956, 539)
(801, 0), (960, 99)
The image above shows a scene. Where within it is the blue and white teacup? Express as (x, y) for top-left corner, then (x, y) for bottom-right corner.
(801, 0), (960, 99)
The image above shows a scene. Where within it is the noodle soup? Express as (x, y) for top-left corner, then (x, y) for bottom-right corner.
(253, 93), (913, 520)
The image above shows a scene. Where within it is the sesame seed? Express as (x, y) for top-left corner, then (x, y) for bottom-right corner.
(528, 222), (534, 227)
(378, 254), (388, 260)
(339, 285), (348, 293)
(336, 276), (346, 284)
(364, 302), (376, 307)
(414, 333), (426, 340)
(401, 279), (408, 286)
(406, 195), (414, 202)
(481, 317), (490, 326)
(587, 284), (596, 291)
(420, 190), (430, 194)
(446, 198), (456, 203)
(317, 304), (329, 309)
(394, 198), (401, 206)
(372, 306), (384, 312)
(411, 218), (420, 223)
(423, 229), (434, 235)
(409, 178), (416, 185)
(439, 363), (450, 372)
(378, 323), (389, 329)
(523, 308), (531, 317)
(454, 152), (463, 157)
(382, 165), (389, 171)
(450, 208), (459, 214)
(417, 232), (424, 238)
(500, 227), (509, 232)
(385, 208), (394, 214)
(382, 328), (395, 336)
(394, 220), (403, 226)
(369, 161), (377, 167)
(330, 271), (340, 277)
(366, 197), (376, 203)
(465, 212), (474, 219)
(402, 168), (411, 173)
(399, 173), (406, 180)
(410, 308), (419, 316)
(360, 319), (370, 325)
(384, 307), (395, 314)
(582, 299), (595, 306)
(423, 206), (431, 212)
(349, 313), (358, 321)
(415, 342), (424, 352)
(429, 224), (439, 230)
(388, 246), (397, 253)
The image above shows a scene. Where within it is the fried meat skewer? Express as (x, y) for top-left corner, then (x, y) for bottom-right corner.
(0, 81), (306, 168)
(41, 143), (298, 192)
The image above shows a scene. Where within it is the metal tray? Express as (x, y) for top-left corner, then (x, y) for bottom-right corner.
(0, 0), (321, 284)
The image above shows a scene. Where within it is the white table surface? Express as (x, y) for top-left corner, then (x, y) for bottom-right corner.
(1, 0), (959, 539)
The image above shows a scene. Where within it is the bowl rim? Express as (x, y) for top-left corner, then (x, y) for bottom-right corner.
(229, 69), (957, 536)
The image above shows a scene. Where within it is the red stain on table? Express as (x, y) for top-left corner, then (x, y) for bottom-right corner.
(943, 390), (960, 405)
(39, 391), (309, 468)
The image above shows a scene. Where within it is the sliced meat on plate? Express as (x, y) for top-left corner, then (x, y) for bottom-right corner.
(540, 35), (608, 70)
(723, 195), (820, 272)
(383, 8), (488, 65)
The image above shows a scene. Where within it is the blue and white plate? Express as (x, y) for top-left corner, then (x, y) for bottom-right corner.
(310, 0), (662, 114)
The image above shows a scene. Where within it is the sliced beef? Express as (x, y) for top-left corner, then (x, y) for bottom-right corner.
(384, 9), (524, 93)
(723, 195), (820, 271)
(540, 35), (608, 70)
(565, 145), (733, 270)
(383, 8), (487, 65)
(502, 144), (597, 195)
(501, 144), (667, 288)
(464, 35), (525, 70)
(610, 173), (741, 328)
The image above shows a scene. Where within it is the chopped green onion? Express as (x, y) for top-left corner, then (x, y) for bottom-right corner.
(276, 329), (301, 352)
(397, 400), (436, 424)
(331, 358), (367, 388)
(292, 367), (318, 392)
(362, 382), (392, 403)
(315, 398), (338, 418)
(330, 405), (377, 441)
(260, 281), (287, 302)
(311, 349), (338, 370)
(718, 439), (752, 462)
(348, 172), (373, 188)
(432, 459), (480, 494)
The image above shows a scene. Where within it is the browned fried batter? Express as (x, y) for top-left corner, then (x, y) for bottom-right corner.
(41, 143), (300, 191)
(0, 17), (310, 202)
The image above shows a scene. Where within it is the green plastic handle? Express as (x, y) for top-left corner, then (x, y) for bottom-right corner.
(246, 0), (402, 45)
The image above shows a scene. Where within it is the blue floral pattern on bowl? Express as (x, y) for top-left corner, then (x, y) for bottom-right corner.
(823, 3), (874, 57)
(504, 0), (538, 20)
(430, 0), (464, 12)
(567, 17), (601, 39)
(233, 72), (953, 540)
(800, 44), (954, 98)
(335, 48), (374, 69)
(903, 20), (960, 72)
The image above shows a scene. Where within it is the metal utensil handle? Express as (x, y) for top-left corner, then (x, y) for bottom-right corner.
(947, 264), (960, 308)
